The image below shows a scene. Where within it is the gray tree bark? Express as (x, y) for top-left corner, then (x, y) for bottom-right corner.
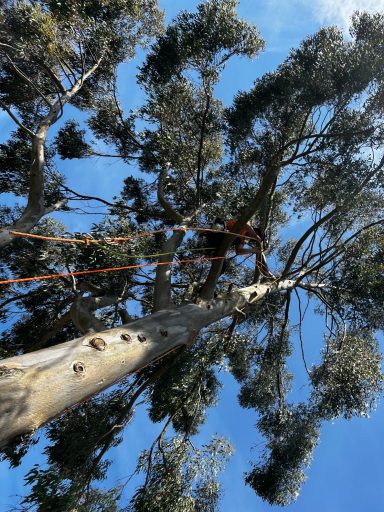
(0, 58), (103, 249)
(0, 279), (296, 448)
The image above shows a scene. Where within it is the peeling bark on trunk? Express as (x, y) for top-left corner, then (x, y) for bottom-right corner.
(0, 279), (296, 448)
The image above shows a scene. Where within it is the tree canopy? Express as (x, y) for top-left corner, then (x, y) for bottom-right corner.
(1, 1), (384, 510)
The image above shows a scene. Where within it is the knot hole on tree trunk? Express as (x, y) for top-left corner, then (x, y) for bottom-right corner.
(73, 361), (86, 375)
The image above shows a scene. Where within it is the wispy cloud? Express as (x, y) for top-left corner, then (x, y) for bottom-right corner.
(312, 0), (384, 31)
(248, 0), (384, 37)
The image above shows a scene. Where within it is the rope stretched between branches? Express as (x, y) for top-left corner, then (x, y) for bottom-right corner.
(1, 226), (258, 286)
(0, 256), (226, 286)
(9, 226), (261, 245)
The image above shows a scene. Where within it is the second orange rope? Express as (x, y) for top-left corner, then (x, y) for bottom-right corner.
(0, 256), (225, 286)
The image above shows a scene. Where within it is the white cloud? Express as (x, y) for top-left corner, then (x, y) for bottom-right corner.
(312, 0), (384, 31)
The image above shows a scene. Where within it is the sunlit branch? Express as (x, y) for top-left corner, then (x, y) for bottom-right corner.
(293, 288), (311, 378)
(283, 208), (340, 277)
(196, 91), (211, 206)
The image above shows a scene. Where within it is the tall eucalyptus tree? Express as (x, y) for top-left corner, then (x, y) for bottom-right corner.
(1, 1), (384, 509)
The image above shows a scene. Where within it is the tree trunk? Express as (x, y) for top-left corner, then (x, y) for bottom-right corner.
(0, 279), (295, 448)
(0, 58), (103, 250)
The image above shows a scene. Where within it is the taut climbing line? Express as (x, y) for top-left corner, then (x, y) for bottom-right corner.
(9, 226), (260, 245)
(0, 256), (226, 286)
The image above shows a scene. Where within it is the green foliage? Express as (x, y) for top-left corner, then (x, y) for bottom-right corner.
(148, 339), (222, 436)
(0, 0), (163, 122)
(2, 2), (384, 510)
(0, 433), (38, 468)
(328, 228), (384, 329)
(311, 333), (383, 420)
(0, 129), (59, 201)
(129, 436), (233, 512)
(0, 130), (31, 195)
(139, 0), (263, 86)
(14, 388), (135, 511)
(246, 405), (320, 506)
(45, 395), (124, 480)
(22, 465), (123, 512)
(227, 20), (384, 143)
(139, 77), (224, 172)
(87, 97), (139, 161)
(223, 331), (263, 381)
(55, 120), (91, 159)
(238, 330), (292, 412)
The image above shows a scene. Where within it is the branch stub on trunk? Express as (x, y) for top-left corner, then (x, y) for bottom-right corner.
(73, 361), (87, 375)
(137, 333), (147, 343)
(89, 337), (106, 351)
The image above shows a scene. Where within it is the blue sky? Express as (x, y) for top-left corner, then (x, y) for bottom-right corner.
(2, 0), (384, 510)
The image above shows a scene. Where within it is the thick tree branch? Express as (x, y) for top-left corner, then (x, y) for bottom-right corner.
(153, 211), (206, 312)
(154, 170), (204, 311)
(0, 276), (303, 448)
(153, 226), (188, 311)
(199, 163), (280, 300)
(253, 175), (277, 283)
(0, 57), (104, 249)
(70, 295), (124, 334)
(157, 170), (183, 224)
(196, 92), (211, 205)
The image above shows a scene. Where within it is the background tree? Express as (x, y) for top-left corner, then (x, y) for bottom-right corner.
(1, 1), (384, 510)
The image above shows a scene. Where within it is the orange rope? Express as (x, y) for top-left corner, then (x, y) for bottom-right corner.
(2, 226), (258, 286)
(9, 226), (261, 245)
(0, 256), (225, 286)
